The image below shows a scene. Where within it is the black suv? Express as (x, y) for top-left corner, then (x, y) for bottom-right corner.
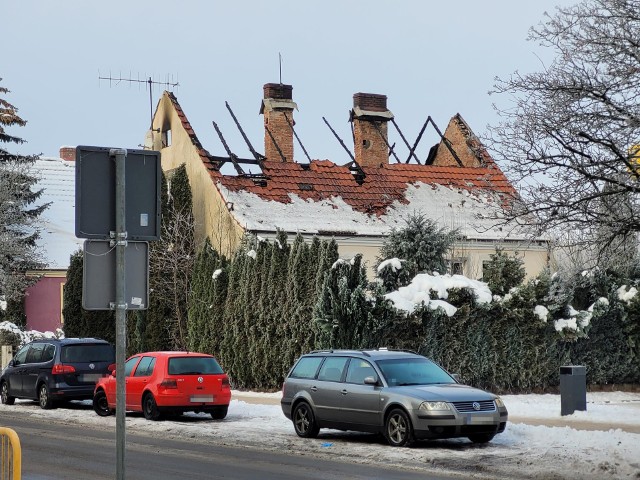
(0, 338), (115, 409)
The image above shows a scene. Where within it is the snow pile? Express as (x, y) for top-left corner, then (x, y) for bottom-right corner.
(0, 296), (6, 311)
(246, 249), (257, 259)
(377, 258), (402, 273)
(212, 269), (222, 279)
(534, 305), (549, 322)
(385, 272), (492, 316)
(0, 321), (63, 347)
(617, 285), (638, 304)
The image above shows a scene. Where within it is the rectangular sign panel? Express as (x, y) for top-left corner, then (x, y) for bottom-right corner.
(75, 146), (161, 240)
(82, 240), (149, 310)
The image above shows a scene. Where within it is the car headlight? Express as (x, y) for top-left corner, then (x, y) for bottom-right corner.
(494, 397), (505, 408)
(419, 401), (451, 412)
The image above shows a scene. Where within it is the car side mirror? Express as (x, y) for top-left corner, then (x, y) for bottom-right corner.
(451, 373), (461, 383)
(9, 360), (16, 367)
(364, 375), (378, 386)
(111, 369), (117, 377)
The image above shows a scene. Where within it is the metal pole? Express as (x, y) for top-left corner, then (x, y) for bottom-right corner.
(110, 148), (128, 480)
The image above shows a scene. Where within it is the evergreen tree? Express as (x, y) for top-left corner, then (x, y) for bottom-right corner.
(62, 251), (87, 337)
(376, 213), (457, 291)
(187, 239), (220, 353)
(62, 250), (116, 343)
(482, 248), (526, 296)
(0, 78), (47, 320)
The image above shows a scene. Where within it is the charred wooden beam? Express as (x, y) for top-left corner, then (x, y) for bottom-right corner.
(265, 124), (287, 162)
(371, 121), (401, 163)
(283, 111), (312, 162)
(211, 120), (246, 175)
(404, 118), (428, 164)
(391, 118), (421, 164)
(322, 116), (356, 162)
(225, 101), (266, 163)
(427, 116), (464, 167)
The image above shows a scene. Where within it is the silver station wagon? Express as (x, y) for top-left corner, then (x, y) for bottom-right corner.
(281, 349), (508, 447)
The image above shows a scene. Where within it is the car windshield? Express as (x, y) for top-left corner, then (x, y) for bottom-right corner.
(375, 357), (455, 386)
(61, 344), (114, 363)
(168, 357), (223, 375)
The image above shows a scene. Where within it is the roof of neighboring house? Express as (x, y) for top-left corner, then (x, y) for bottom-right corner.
(32, 156), (81, 269)
(164, 92), (534, 242)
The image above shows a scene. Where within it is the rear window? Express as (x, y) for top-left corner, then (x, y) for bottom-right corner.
(168, 357), (223, 375)
(290, 357), (323, 379)
(61, 344), (115, 363)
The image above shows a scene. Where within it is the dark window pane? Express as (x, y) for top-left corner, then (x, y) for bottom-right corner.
(376, 358), (455, 386)
(317, 357), (348, 382)
(290, 357), (323, 379)
(42, 344), (56, 363)
(168, 357), (223, 375)
(134, 356), (155, 377)
(125, 357), (140, 376)
(26, 344), (45, 363)
(61, 344), (115, 363)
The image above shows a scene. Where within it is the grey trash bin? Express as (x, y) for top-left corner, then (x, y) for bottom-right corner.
(559, 365), (586, 416)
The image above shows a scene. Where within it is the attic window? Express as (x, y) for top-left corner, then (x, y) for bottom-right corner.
(162, 129), (172, 148)
(298, 183), (314, 191)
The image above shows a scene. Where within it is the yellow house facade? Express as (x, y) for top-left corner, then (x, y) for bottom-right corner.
(147, 84), (551, 280)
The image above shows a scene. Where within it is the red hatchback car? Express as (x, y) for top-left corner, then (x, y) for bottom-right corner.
(93, 351), (231, 420)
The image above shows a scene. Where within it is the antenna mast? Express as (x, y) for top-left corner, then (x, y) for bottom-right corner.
(98, 71), (179, 130)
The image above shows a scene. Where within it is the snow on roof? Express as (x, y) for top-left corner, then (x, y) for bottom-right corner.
(31, 156), (82, 269)
(220, 181), (533, 241)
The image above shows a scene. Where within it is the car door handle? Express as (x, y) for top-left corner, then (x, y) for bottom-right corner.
(310, 386), (317, 392)
(341, 389), (348, 395)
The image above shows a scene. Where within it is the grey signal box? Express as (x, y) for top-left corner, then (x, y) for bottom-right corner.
(75, 146), (161, 240)
(82, 240), (149, 310)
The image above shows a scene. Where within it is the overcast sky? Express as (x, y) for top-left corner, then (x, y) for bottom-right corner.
(4, 0), (575, 167)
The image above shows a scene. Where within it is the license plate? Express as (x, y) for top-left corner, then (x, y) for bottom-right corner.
(468, 415), (494, 424)
(79, 374), (101, 383)
(190, 395), (214, 403)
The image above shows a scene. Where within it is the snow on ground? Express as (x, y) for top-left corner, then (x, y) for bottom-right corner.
(1, 390), (639, 479)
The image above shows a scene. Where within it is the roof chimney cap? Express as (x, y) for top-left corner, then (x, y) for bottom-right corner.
(264, 83), (293, 100)
(353, 92), (388, 112)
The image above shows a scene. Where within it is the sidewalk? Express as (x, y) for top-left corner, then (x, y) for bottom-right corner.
(232, 392), (640, 434)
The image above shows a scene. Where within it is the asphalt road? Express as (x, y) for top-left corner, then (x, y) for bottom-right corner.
(2, 415), (455, 480)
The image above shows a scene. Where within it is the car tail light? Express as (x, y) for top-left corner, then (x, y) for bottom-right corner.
(222, 377), (230, 389)
(159, 378), (178, 389)
(52, 364), (76, 375)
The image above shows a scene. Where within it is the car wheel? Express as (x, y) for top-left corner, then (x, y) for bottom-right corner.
(0, 381), (15, 405)
(142, 393), (161, 421)
(292, 401), (319, 438)
(38, 383), (53, 410)
(210, 405), (228, 420)
(384, 408), (414, 447)
(468, 433), (495, 444)
(93, 390), (112, 417)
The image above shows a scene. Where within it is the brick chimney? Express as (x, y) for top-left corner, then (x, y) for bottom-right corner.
(260, 83), (296, 162)
(351, 93), (394, 168)
(59, 146), (76, 161)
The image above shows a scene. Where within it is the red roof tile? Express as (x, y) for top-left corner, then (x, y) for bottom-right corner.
(165, 92), (516, 217)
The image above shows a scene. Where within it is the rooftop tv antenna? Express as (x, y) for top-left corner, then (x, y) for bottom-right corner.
(98, 71), (179, 130)
(279, 52), (282, 84)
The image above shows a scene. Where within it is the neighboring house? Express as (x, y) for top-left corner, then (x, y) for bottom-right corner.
(24, 148), (82, 332)
(149, 84), (550, 279)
